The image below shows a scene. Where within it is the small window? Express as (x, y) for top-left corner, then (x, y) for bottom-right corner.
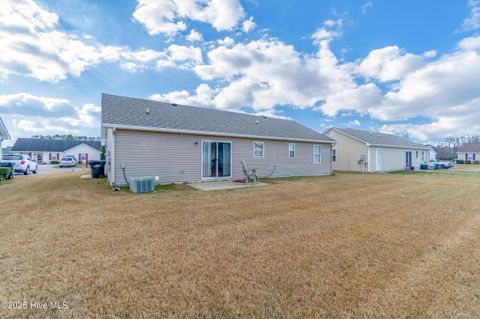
(332, 149), (337, 162)
(81, 153), (87, 161)
(416, 151), (419, 158)
(313, 145), (322, 163)
(253, 142), (264, 158)
(421, 151), (425, 162)
(288, 143), (296, 158)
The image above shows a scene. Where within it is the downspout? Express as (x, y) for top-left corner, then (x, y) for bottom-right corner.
(111, 128), (116, 186)
(367, 144), (371, 173)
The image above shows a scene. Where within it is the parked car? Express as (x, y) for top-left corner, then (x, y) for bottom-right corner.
(429, 161), (454, 169)
(1, 153), (38, 175)
(59, 156), (77, 168)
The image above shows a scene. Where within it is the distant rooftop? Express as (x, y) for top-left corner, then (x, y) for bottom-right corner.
(101, 93), (335, 143)
(458, 143), (480, 152)
(11, 138), (102, 152)
(332, 127), (428, 149)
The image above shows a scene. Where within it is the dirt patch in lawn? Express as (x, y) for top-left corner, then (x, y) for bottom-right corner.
(0, 173), (479, 318)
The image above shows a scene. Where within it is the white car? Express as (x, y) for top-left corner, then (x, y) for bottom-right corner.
(1, 153), (38, 175)
(59, 156), (77, 168)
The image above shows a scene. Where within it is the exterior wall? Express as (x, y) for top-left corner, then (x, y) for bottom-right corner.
(370, 147), (428, 172)
(111, 129), (332, 185)
(64, 144), (101, 163)
(0, 139), (2, 160)
(457, 152), (480, 161)
(325, 129), (369, 172)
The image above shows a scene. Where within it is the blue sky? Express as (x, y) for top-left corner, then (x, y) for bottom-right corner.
(1, 0), (480, 146)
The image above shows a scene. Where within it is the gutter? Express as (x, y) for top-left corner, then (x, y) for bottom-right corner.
(102, 123), (336, 144)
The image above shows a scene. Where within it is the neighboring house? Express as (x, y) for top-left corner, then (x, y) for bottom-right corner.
(427, 144), (437, 162)
(323, 127), (430, 173)
(0, 115), (11, 159)
(11, 138), (102, 165)
(101, 93), (335, 186)
(457, 143), (480, 161)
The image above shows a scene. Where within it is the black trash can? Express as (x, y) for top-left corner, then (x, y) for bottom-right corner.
(89, 160), (106, 178)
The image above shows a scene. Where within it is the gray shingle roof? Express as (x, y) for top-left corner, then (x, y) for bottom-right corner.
(333, 127), (428, 149)
(11, 138), (102, 152)
(458, 143), (480, 152)
(0, 115), (10, 139)
(101, 93), (334, 143)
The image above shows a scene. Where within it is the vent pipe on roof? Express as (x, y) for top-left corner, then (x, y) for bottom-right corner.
(146, 107), (150, 114)
(255, 120), (259, 125)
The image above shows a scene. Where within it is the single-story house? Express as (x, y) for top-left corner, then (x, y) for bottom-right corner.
(427, 144), (437, 162)
(0, 116), (11, 159)
(323, 127), (430, 173)
(101, 93), (335, 186)
(10, 138), (102, 165)
(457, 143), (480, 161)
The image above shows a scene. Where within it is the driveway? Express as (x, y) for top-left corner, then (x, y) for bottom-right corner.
(35, 164), (90, 175)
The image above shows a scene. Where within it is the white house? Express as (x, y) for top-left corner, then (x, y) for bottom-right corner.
(0, 116), (11, 159)
(10, 138), (102, 166)
(457, 143), (480, 162)
(427, 145), (437, 162)
(324, 127), (430, 172)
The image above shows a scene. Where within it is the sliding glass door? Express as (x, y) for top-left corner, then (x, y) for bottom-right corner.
(202, 141), (232, 179)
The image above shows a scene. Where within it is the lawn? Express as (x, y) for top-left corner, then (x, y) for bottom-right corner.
(1, 172), (479, 318)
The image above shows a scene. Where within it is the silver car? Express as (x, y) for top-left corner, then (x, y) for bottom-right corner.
(59, 156), (77, 168)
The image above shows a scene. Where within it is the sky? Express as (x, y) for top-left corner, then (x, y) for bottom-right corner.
(1, 0), (480, 146)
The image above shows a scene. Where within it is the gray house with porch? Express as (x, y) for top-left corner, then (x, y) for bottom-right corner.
(101, 94), (335, 186)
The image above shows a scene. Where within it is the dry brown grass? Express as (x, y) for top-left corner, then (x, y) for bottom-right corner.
(1, 172), (480, 318)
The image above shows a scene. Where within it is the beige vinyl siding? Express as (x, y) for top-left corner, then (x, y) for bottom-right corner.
(326, 129), (368, 172)
(371, 147), (428, 172)
(113, 129), (332, 185)
(457, 152), (480, 161)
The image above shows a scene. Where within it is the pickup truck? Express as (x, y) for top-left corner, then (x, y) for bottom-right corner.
(1, 153), (38, 175)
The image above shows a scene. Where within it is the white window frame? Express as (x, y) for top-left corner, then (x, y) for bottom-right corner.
(253, 141), (265, 158)
(332, 149), (336, 162)
(313, 145), (322, 164)
(288, 143), (296, 158)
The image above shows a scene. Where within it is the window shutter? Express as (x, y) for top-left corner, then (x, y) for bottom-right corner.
(86, 153), (89, 167)
(49, 153), (52, 160)
(57, 153), (60, 160)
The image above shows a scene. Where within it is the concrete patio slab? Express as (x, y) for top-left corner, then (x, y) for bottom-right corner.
(189, 180), (268, 191)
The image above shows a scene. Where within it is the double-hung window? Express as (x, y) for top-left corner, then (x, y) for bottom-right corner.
(332, 149), (337, 162)
(313, 145), (321, 163)
(288, 143), (296, 158)
(253, 142), (264, 158)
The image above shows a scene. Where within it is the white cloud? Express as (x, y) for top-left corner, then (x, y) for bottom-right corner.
(0, 93), (100, 136)
(132, 0), (245, 37)
(186, 29), (203, 42)
(458, 35), (480, 51)
(312, 19), (342, 44)
(356, 46), (427, 82)
(461, 0), (480, 31)
(242, 17), (256, 33)
(150, 84), (215, 107)
(158, 30), (480, 142)
(360, 1), (373, 14)
(0, 0), (204, 82)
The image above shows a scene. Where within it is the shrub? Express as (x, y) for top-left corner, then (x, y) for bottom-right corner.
(473, 160), (480, 165)
(0, 167), (12, 180)
(50, 160), (59, 164)
(465, 160), (471, 164)
(456, 160), (465, 164)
